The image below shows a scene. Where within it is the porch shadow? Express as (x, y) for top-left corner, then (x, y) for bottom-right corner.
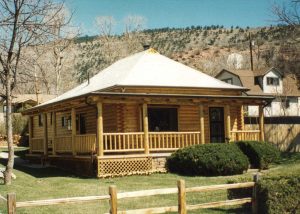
(0, 157), (90, 179)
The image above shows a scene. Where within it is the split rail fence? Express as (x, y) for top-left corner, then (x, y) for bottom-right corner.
(6, 175), (259, 214)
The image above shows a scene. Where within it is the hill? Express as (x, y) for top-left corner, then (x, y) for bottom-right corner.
(17, 25), (299, 95)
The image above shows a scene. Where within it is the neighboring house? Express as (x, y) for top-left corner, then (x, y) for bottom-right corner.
(0, 94), (56, 124)
(215, 67), (300, 117)
(23, 48), (272, 177)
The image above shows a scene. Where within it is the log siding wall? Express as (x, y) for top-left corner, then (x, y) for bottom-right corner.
(31, 103), (244, 144)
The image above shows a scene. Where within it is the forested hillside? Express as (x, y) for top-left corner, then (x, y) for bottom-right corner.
(18, 25), (299, 95)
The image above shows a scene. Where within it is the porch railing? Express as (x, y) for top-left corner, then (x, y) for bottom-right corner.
(75, 134), (96, 154)
(103, 132), (145, 153)
(54, 136), (72, 153)
(31, 138), (44, 152)
(230, 130), (260, 141)
(31, 130), (261, 155)
(149, 131), (201, 151)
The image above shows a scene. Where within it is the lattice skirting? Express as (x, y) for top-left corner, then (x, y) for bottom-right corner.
(97, 157), (155, 178)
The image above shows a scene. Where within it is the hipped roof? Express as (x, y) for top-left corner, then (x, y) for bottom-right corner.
(39, 49), (246, 107)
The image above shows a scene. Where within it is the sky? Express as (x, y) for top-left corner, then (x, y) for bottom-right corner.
(65, 0), (286, 36)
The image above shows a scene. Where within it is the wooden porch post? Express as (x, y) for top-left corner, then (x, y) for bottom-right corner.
(199, 105), (205, 144)
(97, 102), (104, 156)
(240, 105), (245, 131)
(52, 112), (56, 155)
(71, 108), (76, 156)
(143, 103), (149, 154)
(28, 116), (33, 154)
(259, 105), (265, 141)
(225, 105), (231, 142)
(43, 113), (48, 156)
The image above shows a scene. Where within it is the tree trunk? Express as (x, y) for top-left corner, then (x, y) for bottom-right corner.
(4, 74), (14, 185)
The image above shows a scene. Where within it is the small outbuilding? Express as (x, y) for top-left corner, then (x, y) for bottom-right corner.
(23, 49), (272, 177)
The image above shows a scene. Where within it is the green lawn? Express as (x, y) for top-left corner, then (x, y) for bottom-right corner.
(0, 149), (299, 214)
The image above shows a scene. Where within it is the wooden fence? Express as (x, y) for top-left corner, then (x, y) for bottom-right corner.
(6, 175), (259, 214)
(245, 124), (300, 152)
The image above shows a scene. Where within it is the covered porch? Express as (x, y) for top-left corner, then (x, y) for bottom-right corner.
(28, 93), (267, 158)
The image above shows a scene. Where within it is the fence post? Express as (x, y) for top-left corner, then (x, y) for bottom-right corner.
(177, 179), (186, 214)
(7, 193), (16, 214)
(109, 185), (117, 214)
(252, 173), (259, 214)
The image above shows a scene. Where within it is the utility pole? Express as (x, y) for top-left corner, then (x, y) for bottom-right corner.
(249, 32), (254, 71)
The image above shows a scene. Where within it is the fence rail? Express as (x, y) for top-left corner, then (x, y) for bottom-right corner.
(32, 129), (262, 155)
(75, 134), (96, 154)
(7, 175), (259, 214)
(103, 132), (145, 152)
(54, 136), (72, 153)
(230, 130), (260, 141)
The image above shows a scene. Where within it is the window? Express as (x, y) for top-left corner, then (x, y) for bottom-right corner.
(254, 77), (259, 85)
(148, 107), (178, 131)
(38, 114), (43, 127)
(61, 116), (66, 127)
(222, 78), (233, 85)
(67, 117), (72, 130)
(3, 105), (6, 113)
(267, 77), (279, 86)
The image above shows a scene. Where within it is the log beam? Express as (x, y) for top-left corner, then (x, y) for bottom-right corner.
(71, 108), (76, 156)
(143, 103), (149, 154)
(97, 102), (104, 156)
(225, 105), (231, 142)
(43, 113), (48, 156)
(259, 105), (265, 141)
(28, 116), (33, 154)
(199, 105), (205, 144)
(52, 112), (56, 155)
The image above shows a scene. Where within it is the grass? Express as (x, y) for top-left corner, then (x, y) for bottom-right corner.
(0, 148), (299, 214)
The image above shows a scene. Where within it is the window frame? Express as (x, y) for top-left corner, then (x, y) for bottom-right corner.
(38, 114), (43, 127)
(61, 116), (66, 127)
(266, 77), (279, 86)
(222, 78), (233, 85)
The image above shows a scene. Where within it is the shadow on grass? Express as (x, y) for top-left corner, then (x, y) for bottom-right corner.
(279, 152), (300, 165)
(0, 157), (90, 179)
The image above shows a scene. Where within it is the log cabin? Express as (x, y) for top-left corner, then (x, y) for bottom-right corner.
(23, 48), (273, 177)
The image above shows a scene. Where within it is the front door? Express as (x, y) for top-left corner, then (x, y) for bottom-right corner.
(209, 107), (225, 143)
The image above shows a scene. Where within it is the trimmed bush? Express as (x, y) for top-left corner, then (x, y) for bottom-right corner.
(166, 144), (249, 176)
(236, 141), (280, 169)
(257, 175), (300, 214)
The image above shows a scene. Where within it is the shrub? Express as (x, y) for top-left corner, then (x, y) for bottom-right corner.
(257, 175), (300, 213)
(236, 141), (280, 169)
(166, 144), (249, 176)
